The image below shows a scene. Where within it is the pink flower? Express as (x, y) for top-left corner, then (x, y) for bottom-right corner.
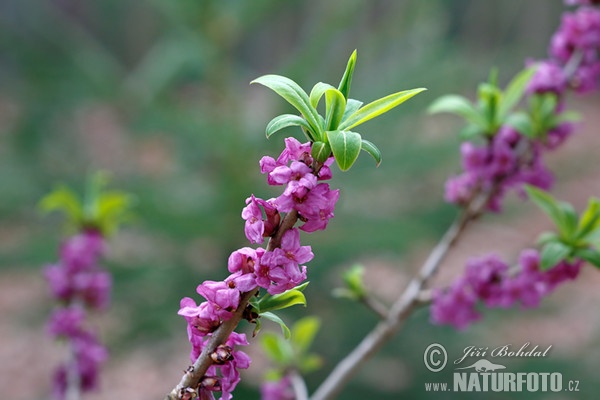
(256, 232), (309, 295)
(196, 281), (241, 319)
(261, 375), (295, 400)
(242, 196), (280, 244)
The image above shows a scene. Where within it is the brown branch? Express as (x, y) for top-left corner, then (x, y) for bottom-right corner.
(165, 210), (298, 399)
(310, 193), (489, 400)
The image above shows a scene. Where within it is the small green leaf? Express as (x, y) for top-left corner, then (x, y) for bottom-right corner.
(261, 332), (293, 363)
(309, 82), (336, 109)
(331, 288), (358, 300)
(341, 99), (363, 123)
(96, 191), (135, 236)
(327, 130), (362, 171)
(339, 88), (426, 130)
(537, 231), (560, 246)
(525, 186), (564, 229)
(577, 198), (600, 239)
(360, 139), (382, 166)
(258, 289), (307, 313)
(253, 317), (262, 337)
(299, 353), (323, 373)
(291, 317), (321, 354)
(261, 312), (292, 339)
(266, 114), (315, 140)
(558, 202), (579, 240)
(540, 241), (572, 270)
(505, 112), (535, 138)
(343, 264), (366, 298)
(498, 66), (537, 120)
(39, 185), (83, 224)
(459, 124), (483, 140)
(252, 75), (323, 140)
(311, 141), (332, 163)
(338, 50), (357, 100)
(575, 248), (600, 268)
(428, 95), (486, 128)
(325, 88), (347, 130)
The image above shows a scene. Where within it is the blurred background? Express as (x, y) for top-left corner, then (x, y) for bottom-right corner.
(1, 0), (600, 399)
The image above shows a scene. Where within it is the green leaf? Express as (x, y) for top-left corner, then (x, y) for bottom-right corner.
(309, 82), (336, 109)
(343, 264), (366, 298)
(324, 88), (346, 130)
(327, 130), (362, 171)
(300, 353), (323, 373)
(498, 66), (537, 120)
(258, 289), (307, 313)
(558, 202), (579, 240)
(261, 312), (292, 339)
(338, 50), (357, 100)
(39, 185), (83, 224)
(428, 95), (486, 128)
(311, 141), (332, 163)
(477, 82), (502, 133)
(96, 191), (135, 236)
(252, 75), (323, 140)
(261, 332), (293, 363)
(577, 198), (600, 239)
(525, 186), (564, 229)
(339, 88), (426, 130)
(341, 99), (363, 123)
(537, 231), (560, 246)
(331, 288), (358, 300)
(291, 317), (320, 354)
(540, 241), (572, 270)
(575, 248), (600, 268)
(505, 112), (535, 138)
(360, 139), (382, 166)
(459, 124), (483, 140)
(266, 114), (315, 140)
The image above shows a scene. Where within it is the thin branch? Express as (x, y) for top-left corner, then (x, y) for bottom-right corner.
(359, 295), (388, 320)
(290, 370), (309, 400)
(310, 193), (489, 400)
(165, 210), (299, 399)
(65, 339), (81, 400)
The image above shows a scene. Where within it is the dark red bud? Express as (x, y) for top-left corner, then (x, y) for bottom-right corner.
(210, 344), (233, 364)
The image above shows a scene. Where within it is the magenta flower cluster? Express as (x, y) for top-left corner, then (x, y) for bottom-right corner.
(445, 2), (599, 212)
(445, 126), (554, 212)
(549, 2), (600, 93)
(44, 230), (111, 399)
(178, 137), (339, 399)
(431, 250), (582, 330)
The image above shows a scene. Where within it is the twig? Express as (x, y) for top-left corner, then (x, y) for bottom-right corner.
(290, 370), (309, 400)
(359, 295), (388, 320)
(165, 210), (299, 399)
(310, 193), (489, 400)
(65, 339), (81, 400)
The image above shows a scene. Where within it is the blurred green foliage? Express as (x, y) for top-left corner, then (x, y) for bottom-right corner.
(3, 1), (595, 399)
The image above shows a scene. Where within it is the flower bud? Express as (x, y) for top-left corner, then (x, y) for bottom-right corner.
(200, 375), (222, 392)
(210, 344), (233, 364)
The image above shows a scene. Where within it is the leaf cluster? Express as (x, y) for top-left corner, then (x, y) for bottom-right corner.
(526, 186), (600, 270)
(250, 282), (309, 339)
(39, 171), (135, 236)
(428, 67), (537, 139)
(252, 50), (426, 171)
(261, 316), (323, 381)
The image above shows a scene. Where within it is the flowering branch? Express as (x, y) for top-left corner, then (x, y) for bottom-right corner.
(165, 211), (299, 399)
